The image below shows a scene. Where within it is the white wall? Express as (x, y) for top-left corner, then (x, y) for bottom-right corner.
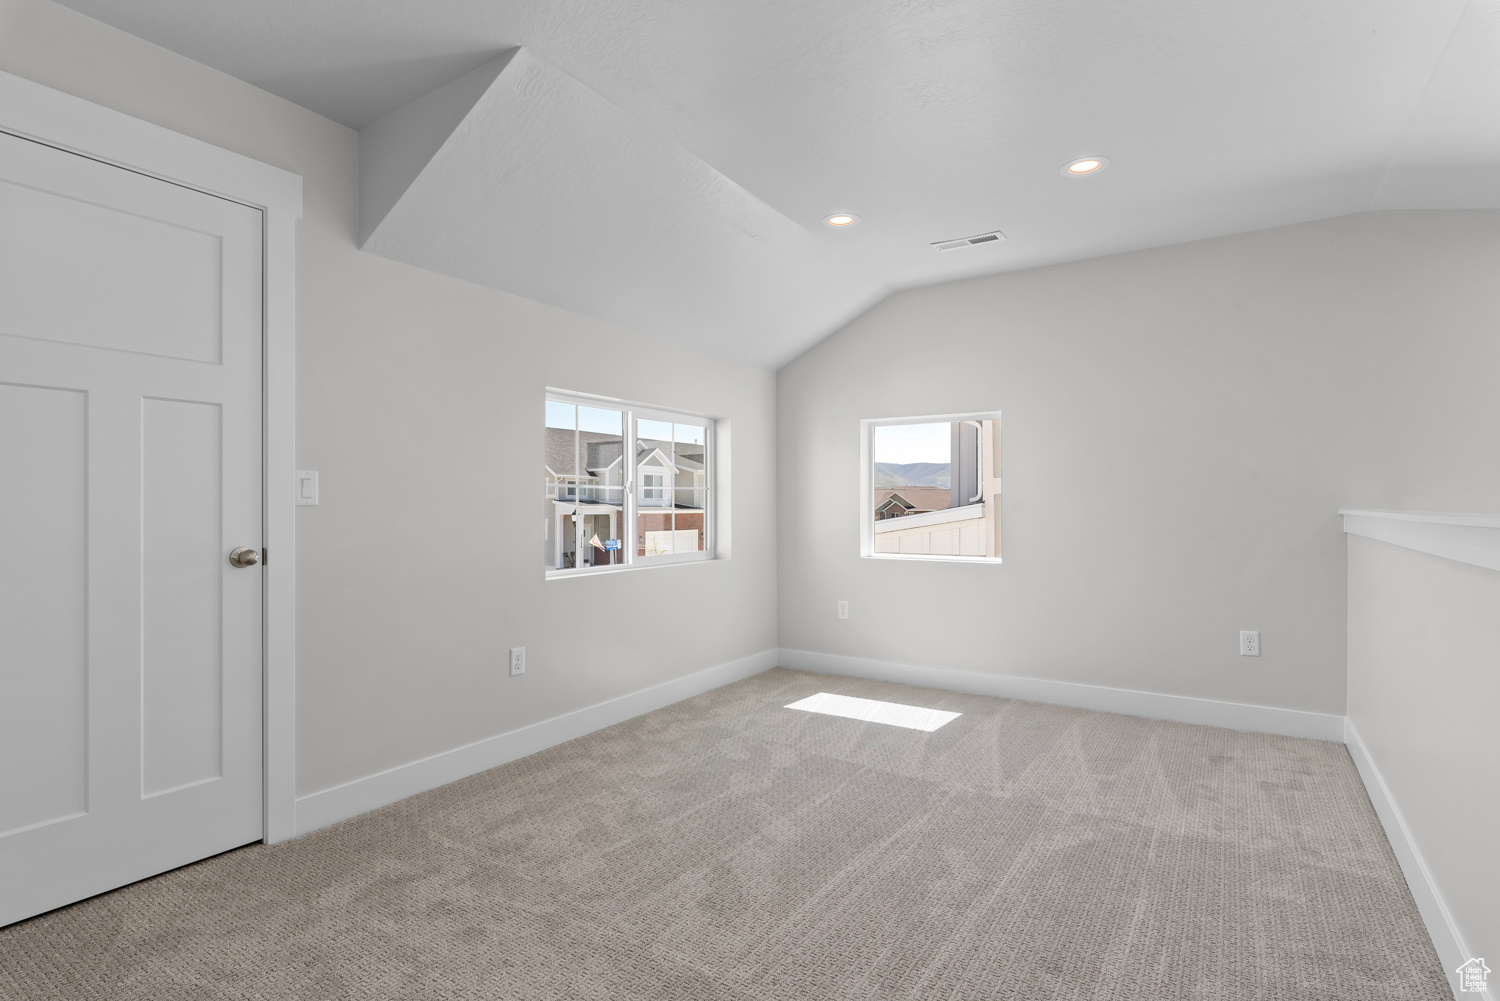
(1347, 535), (1499, 976)
(0, 0), (778, 799)
(3, 0), (1496, 881)
(779, 210), (1500, 715)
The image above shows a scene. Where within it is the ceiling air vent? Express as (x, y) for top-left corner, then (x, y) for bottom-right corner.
(931, 230), (1006, 252)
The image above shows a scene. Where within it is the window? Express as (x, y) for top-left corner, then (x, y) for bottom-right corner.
(545, 392), (714, 575)
(861, 412), (1001, 562)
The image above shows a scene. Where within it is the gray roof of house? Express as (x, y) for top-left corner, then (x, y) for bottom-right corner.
(547, 429), (699, 478)
(546, 428), (621, 477)
(873, 486), (950, 513)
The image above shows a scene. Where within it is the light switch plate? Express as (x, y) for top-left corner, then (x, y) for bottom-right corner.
(296, 470), (319, 506)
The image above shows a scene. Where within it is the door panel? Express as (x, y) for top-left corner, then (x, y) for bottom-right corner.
(0, 130), (264, 927)
(141, 398), (225, 797)
(0, 151), (225, 362)
(0, 382), (89, 838)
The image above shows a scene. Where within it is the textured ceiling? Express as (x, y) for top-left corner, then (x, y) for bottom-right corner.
(358, 49), (888, 367)
(55, 0), (1500, 367)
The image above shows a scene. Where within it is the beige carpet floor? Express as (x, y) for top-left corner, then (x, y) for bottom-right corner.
(0, 668), (1449, 1000)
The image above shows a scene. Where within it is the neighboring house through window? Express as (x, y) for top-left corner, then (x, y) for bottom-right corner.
(862, 413), (1001, 561)
(545, 393), (714, 574)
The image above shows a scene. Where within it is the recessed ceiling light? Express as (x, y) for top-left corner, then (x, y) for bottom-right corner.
(824, 213), (860, 228)
(1063, 156), (1109, 176)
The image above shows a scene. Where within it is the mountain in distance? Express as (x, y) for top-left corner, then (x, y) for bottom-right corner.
(873, 462), (950, 488)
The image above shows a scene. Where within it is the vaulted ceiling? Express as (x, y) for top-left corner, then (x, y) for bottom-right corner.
(57, 0), (1500, 367)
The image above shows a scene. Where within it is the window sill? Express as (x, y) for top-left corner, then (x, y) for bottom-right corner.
(545, 554), (718, 580)
(862, 553), (1002, 564)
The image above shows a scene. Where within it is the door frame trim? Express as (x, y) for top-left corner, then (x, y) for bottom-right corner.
(0, 69), (304, 843)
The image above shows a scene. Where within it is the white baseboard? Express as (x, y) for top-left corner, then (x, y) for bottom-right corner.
(775, 648), (1347, 742)
(291, 645), (1466, 996)
(291, 644), (1469, 997)
(293, 648), (777, 837)
(1344, 718), (1469, 1000)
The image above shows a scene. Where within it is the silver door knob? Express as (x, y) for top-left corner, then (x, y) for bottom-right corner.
(229, 547), (261, 568)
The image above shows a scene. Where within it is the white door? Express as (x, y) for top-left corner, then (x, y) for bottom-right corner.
(0, 130), (264, 926)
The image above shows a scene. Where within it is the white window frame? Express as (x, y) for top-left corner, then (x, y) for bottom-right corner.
(546, 390), (715, 578)
(861, 411), (1002, 564)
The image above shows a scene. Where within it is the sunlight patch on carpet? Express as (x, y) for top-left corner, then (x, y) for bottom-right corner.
(784, 692), (960, 731)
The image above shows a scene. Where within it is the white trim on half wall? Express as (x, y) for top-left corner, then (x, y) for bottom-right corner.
(1341, 509), (1500, 573)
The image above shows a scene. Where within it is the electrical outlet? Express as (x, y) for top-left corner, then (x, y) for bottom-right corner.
(837, 600), (849, 620)
(1239, 631), (1260, 657)
(509, 646), (526, 676)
